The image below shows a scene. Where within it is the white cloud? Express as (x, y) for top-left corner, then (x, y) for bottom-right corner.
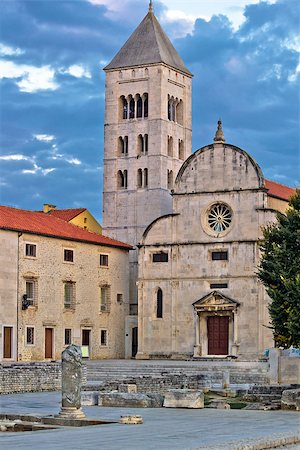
(0, 43), (24, 56)
(66, 158), (82, 165)
(0, 154), (29, 161)
(288, 63), (300, 83)
(61, 64), (91, 79)
(0, 60), (59, 93)
(34, 134), (56, 142)
(22, 163), (56, 176)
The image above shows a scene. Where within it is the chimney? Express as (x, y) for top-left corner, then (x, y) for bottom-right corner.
(43, 203), (56, 213)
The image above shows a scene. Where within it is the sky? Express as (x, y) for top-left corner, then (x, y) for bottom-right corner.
(0, 0), (299, 223)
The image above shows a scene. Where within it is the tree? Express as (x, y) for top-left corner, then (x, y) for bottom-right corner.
(258, 189), (300, 348)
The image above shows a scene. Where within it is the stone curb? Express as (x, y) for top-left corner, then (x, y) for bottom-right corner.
(189, 433), (300, 449)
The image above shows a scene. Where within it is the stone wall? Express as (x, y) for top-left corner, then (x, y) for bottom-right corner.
(269, 349), (300, 384)
(0, 362), (61, 394)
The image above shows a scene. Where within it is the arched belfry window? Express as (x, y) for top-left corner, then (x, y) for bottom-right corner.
(144, 168), (148, 187)
(157, 288), (163, 318)
(118, 136), (128, 156)
(143, 93), (148, 118)
(167, 170), (173, 189)
(117, 170), (128, 189)
(120, 96), (128, 120)
(137, 96), (143, 118)
(137, 169), (143, 188)
(129, 97), (135, 119)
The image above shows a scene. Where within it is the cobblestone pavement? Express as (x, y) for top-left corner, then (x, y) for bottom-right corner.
(0, 392), (299, 450)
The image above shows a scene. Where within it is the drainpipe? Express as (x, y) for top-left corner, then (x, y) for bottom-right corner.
(16, 232), (22, 361)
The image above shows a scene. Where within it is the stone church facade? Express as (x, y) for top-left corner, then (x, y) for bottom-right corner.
(102, 4), (294, 359)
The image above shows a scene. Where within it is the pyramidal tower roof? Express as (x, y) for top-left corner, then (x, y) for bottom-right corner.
(104, 3), (192, 76)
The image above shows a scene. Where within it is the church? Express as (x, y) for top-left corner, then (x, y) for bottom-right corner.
(102, 2), (294, 360)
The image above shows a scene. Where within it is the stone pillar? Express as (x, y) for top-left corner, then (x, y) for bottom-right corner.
(193, 312), (201, 357)
(231, 311), (239, 357)
(58, 344), (85, 419)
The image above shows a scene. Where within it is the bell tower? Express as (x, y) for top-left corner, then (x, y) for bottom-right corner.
(102, 2), (192, 322)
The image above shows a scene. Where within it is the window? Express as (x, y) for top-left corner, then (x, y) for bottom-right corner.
(168, 136), (173, 156)
(117, 170), (128, 189)
(167, 170), (173, 189)
(208, 203), (232, 233)
(65, 328), (72, 345)
(100, 286), (111, 312)
(157, 288), (163, 318)
(210, 283), (228, 289)
(100, 329), (108, 346)
(25, 243), (36, 257)
(120, 96), (128, 119)
(64, 249), (74, 262)
(117, 293), (123, 303)
(143, 168), (148, 188)
(137, 96), (143, 118)
(178, 139), (184, 160)
(129, 97), (135, 119)
(137, 168), (143, 188)
(212, 251), (228, 261)
(143, 93), (148, 118)
(100, 254), (109, 267)
(26, 327), (34, 345)
(152, 252), (168, 263)
(25, 280), (37, 306)
(118, 136), (128, 156)
(64, 282), (75, 309)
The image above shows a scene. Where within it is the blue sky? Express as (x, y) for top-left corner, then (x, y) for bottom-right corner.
(0, 0), (299, 222)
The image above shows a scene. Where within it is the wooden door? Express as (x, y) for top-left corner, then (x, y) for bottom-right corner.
(45, 328), (53, 359)
(82, 329), (90, 346)
(132, 327), (138, 358)
(207, 316), (229, 355)
(3, 327), (13, 358)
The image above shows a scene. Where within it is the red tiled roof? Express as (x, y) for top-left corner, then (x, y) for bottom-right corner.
(47, 208), (86, 221)
(265, 179), (296, 201)
(0, 206), (132, 250)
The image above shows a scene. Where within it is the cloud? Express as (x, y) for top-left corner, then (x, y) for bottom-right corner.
(0, 43), (24, 56)
(0, 154), (30, 161)
(34, 134), (56, 142)
(0, 60), (58, 93)
(66, 158), (82, 165)
(60, 64), (91, 79)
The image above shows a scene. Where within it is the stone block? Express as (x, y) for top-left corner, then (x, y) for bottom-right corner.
(118, 384), (137, 393)
(81, 392), (98, 406)
(163, 389), (204, 409)
(146, 393), (164, 408)
(281, 388), (300, 411)
(98, 392), (153, 408)
(208, 400), (230, 409)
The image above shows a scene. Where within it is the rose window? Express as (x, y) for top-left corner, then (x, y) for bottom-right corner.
(207, 203), (232, 233)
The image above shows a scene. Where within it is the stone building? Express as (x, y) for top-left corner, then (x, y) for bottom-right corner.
(42, 203), (102, 234)
(102, 2), (192, 356)
(136, 124), (295, 360)
(102, 4), (295, 359)
(0, 206), (131, 362)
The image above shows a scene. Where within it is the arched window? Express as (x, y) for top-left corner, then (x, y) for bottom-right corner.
(143, 93), (148, 118)
(117, 170), (124, 189)
(123, 169), (128, 189)
(168, 136), (173, 156)
(118, 136), (128, 156)
(167, 170), (173, 189)
(157, 288), (163, 318)
(144, 134), (148, 153)
(179, 139), (184, 160)
(144, 168), (148, 187)
(168, 98), (171, 120)
(129, 97), (135, 119)
(117, 170), (127, 189)
(176, 100), (183, 125)
(137, 169), (143, 188)
(120, 96), (128, 120)
(124, 136), (128, 155)
(137, 96), (143, 118)
(137, 134), (144, 155)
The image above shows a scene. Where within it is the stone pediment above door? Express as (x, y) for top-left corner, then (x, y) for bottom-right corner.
(193, 291), (240, 312)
